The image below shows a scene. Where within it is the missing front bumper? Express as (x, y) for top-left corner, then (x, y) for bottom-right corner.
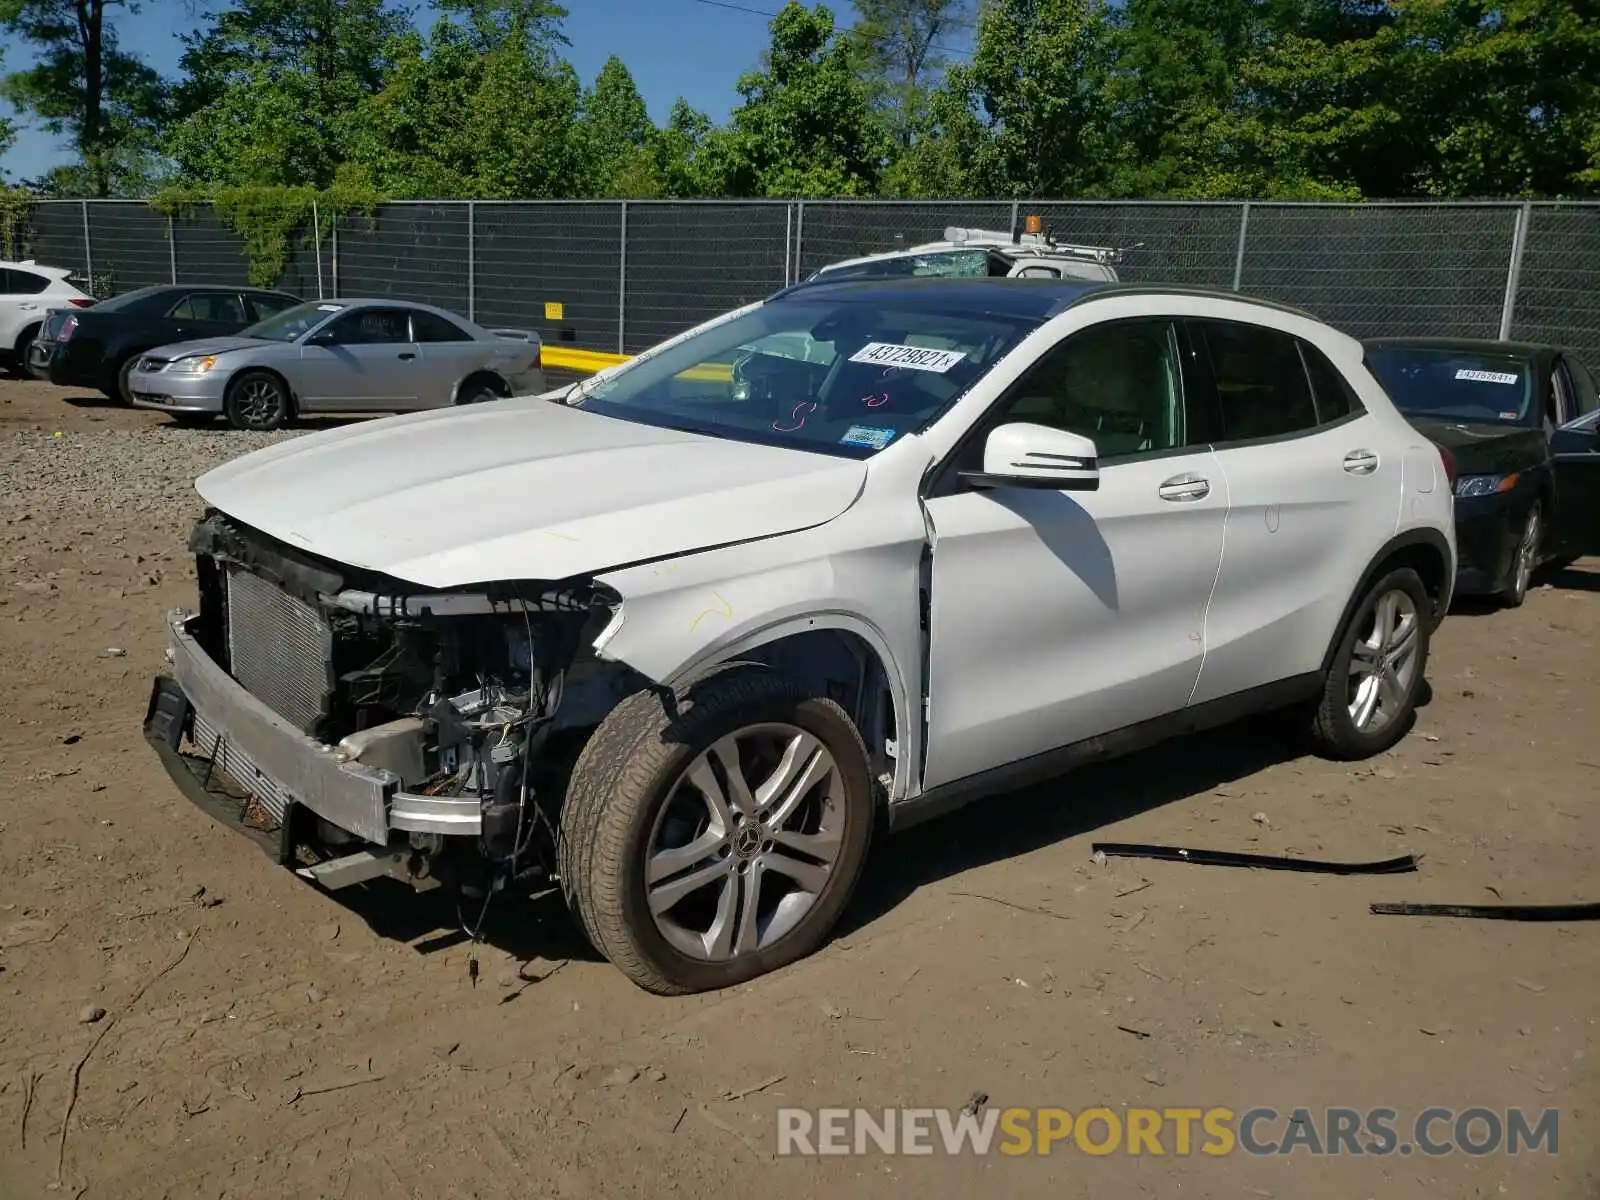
(144, 610), (483, 854)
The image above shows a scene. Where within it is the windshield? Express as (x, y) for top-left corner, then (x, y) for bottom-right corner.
(571, 299), (1037, 457)
(242, 301), (346, 342)
(813, 249), (1008, 282)
(1365, 346), (1534, 425)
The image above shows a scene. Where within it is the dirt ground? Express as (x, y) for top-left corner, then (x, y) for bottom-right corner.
(0, 377), (1596, 1200)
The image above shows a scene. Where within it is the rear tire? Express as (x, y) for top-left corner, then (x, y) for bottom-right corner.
(1306, 566), (1431, 760)
(456, 376), (505, 405)
(1499, 501), (1542, 608)
(11, 324), (39, 377)
(223, 370), (290, 431)
(558, 665), (875, 995)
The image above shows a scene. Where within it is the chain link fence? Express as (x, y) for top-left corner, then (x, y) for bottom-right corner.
(19, 197), (1600, 365)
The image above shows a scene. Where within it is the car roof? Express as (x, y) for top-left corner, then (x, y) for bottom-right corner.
(318, 297), (472, 319)
(1362, 335), (1561, 364)
(772, 276), (1320, 324)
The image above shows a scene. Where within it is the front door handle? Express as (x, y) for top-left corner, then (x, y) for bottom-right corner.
(398, 351), (416, 361)
(1158, 473), (1211, 502)
(1343, 449), (1379, 475)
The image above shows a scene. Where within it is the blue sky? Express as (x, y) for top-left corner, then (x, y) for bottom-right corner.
(0, 0), (797, 183)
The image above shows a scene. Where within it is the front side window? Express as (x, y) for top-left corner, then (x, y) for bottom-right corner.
(1564, 355), (1600, 417)
(324, 308), (413, 345)
(1364, 345), (1534, 425)
(1196, 319), (1320, 442)
(992, 319), (1186, 458)
(571, 299), (1037, 458)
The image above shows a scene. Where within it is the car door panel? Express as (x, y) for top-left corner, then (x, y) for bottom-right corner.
(294, 307), (420, 410)
(409, 310), (481, 407)
(919, 316), (1228, 792)
(922, 453), (1229, 790)
(1549, 412), (1600, 557)
(1186, 321), (1398, 705)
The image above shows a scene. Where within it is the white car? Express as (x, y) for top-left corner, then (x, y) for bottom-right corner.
(0, 260), (93, 373)
(809, 224), (1127, 284)
(144, 277), (1456, 995)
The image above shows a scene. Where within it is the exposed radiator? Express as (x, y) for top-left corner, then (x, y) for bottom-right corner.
(192, 709), (290, 826)
(224, 564), (334, 733)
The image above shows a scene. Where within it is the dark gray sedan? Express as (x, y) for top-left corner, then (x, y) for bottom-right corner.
(127, 299), (545, 430)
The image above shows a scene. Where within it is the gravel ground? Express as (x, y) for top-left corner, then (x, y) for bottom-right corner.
(0, 378), (1597, 1200)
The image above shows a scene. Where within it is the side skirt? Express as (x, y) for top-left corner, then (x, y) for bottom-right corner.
(886, 672), (1324, 833)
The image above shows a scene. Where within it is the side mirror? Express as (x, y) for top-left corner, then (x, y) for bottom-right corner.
(306, 327), (336, 346)
(960, 422), (1100, 491)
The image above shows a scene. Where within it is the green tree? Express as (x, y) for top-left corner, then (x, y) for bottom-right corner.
(899, 0), (1114, 198)
(164, 0), (412, 186)
(345, 1), (584, 198)
(711, 1), (887, 197)
(0, 0), (167, 196)
(578, 56), (655, 196)
(849, 0), (971, 149)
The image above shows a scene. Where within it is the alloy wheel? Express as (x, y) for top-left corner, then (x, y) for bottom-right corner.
(1347, 589), (1421, 734)
(644, 723), (845, 962)
(1512, 506), (1541, 601)
(235, 378), (283, 427)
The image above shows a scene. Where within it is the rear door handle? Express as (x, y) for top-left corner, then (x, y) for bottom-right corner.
(398, 352), (416, 361)
(1158, 473), (1211, 502)
(1343, 449), (1379, 475)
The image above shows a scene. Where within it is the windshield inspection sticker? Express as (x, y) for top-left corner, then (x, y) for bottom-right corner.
(841, 424), (896, 449)
(849, 342), (968, 373)
(1455, 368), (1519, 385)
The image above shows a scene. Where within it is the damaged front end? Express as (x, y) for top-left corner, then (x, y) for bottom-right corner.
(145, 510), (630, 898)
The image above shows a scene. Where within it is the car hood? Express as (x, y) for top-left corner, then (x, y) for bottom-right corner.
(194, 398), (868, 587)
(146, 336), (274, 360)
(1406, 416), (1546, 478)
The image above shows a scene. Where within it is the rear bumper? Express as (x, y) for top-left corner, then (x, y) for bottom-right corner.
(144, 610), (481, 848)
(43, 342), (110, 390)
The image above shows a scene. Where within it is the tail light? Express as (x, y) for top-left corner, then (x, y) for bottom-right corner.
(1432, 441), (1456, 490)
(58, 315), (79, 342)
(66, 297), (94, 308)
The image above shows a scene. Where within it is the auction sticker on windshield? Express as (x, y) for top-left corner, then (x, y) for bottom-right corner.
(1455, 368), (1519, 385)
(841, 424), (896, 449)
(849, 343), (968, 372)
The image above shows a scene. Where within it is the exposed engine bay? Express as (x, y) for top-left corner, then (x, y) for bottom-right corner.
(183, 510), (633, 898)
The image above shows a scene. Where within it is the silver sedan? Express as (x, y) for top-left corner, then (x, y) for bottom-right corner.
(127, 299), (546, 430)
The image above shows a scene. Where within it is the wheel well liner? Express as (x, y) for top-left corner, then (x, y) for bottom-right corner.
(1320, 528), (1452, 674)
(454, 370), (510, 403)
(226, 366), (297, 416)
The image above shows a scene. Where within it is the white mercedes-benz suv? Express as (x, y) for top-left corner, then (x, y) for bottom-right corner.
(145, 277), (1456, 994)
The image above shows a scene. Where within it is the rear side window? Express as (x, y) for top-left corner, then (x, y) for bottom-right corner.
(169, 292), (247, 323)
(0, 268), (48, 294)
(411, 310), (474, 342)
(1195, 319), (1320, 442)
(1298, 341), (1364, 424)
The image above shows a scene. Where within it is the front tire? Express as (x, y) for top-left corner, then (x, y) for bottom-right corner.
(113, 355), (139, 405)
(1499, 501), (1543, 608)
(558, 666), (875, 995)
(223, 370), (290, 431)
(1306, 566), (1431, 760)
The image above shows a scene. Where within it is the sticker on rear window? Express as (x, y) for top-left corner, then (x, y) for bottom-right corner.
(841, 424), (896, 449)
(1455, 368), (1519, 385)
(848, 342), (967, 372)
